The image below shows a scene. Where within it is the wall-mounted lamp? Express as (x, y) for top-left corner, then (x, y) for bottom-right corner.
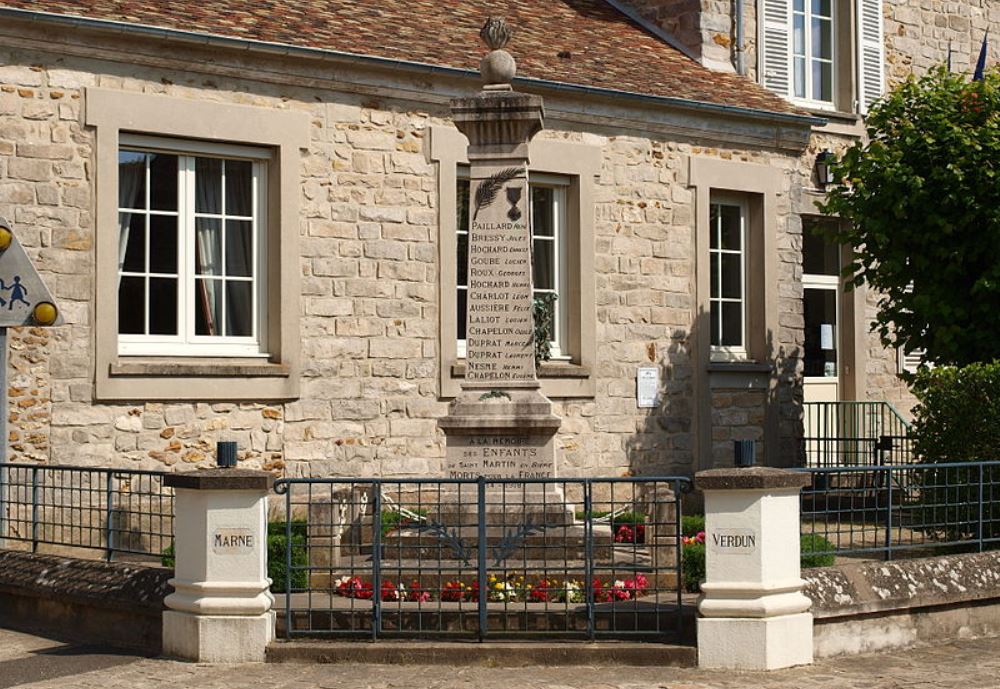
(815, 149), (836, 188)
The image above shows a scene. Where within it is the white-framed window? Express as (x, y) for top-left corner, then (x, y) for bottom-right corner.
(709, 197), (747, 360)
(456, 170), (569, 359)
(792, 0), (835, 105)
(116, 135), (268, 357)
(802, 218), (841, 378)
(761, 0), (884, 114)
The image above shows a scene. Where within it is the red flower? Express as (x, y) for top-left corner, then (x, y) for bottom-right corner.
(529, 579), (552, 602)
(440, 581), (464, 602)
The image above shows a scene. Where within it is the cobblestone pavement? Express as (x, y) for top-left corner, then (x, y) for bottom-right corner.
(4, 628), (1000, 689)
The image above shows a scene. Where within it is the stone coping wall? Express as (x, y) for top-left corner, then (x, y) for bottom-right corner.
(804, 552), (1000, 657)
(0, 549), (171, 652)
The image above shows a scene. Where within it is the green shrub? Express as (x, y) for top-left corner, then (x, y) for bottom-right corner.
(681, 542), (705, 593)
(681, 531), (837, 592)
(160, 520), (308, 593)
(681, 515), (705, 537)
(911, 363), (1000, 540)
(380, 508), (429, 537)
(800, 533), (836, 568)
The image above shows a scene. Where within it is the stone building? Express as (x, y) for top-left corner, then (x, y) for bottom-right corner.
(0, 0), (986, 477)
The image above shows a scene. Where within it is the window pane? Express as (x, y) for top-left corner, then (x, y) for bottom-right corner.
(118, 151), (146, 209)
(804, 288), (837, 376)
(148, 277), (177, 335)
(456, 288), (467, 341)
(719, 205), (742, 250)
(457, 180), (470, 231)
(793, 0), (805, 11)
(195, 218), (222, 275)
(812, 0), (831, 17)
(119, 213), (145, 273)
(814, 61), (833, 102)
(710, 301), (721, 346)
(710, 253), (719, 299)
(793, 13), (806, 55)
(225, 220), (253, 277)
(225, 160), (253, 217)
(457, 231), (468, 287)
(721, 253), (743, 299)
(532, 187), (554, 237)
(194, 279), (223, 336)
(118, 276), (145, 334)
(803, 219), (840, 275)
(709, 205), (719, 249)
(195, 157), (222, 214)
(533, 239), (555, 290)
(226, 281), (253, 337)
(148, 153), (177, 212)
(149, 215), (178, 274)
(794, 57), (807, 98)
(721, 301), (743, 347)
(812, 18), (832, 59)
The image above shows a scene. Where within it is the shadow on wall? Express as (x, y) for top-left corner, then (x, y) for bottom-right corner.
(623, 308), (805, 480)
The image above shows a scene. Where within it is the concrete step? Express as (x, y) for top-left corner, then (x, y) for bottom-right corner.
(266, 640), (697, 667)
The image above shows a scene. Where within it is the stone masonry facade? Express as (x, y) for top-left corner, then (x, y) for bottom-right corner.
(0, 33), (816, 475)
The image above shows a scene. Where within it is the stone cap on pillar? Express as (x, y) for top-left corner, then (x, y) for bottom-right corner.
(695, 466), (811, 492)
(164, 468), (274, 491)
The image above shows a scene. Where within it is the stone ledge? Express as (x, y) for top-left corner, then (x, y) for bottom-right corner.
(695, 466), (812, 491)
(164, 468), (275, 491)
(110, 359), (290, 378)
(0, 549), (172, 611)
(805, 551), (1000, 619)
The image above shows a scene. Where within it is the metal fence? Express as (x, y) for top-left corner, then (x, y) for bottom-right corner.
(273, 476), (690, 641)
(799, 461), (1000, 560)
(802, 401), (913, 468)
(0, 462), (174, 562)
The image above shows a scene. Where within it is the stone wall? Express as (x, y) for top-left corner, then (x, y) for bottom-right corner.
(0, 35), (817, 475)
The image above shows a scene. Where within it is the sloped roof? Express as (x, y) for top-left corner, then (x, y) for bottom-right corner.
(0, 0), (805, 119)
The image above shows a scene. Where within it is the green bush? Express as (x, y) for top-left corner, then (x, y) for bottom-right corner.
(681, 531), (837, 592)
(161, 520), (307, 593)
(380, 508), (429, 537)
(681, 515), (705, 537)
(681, 542), (705, 593)
(910, 363), (1000, 539)
(799, 533), (836, 568)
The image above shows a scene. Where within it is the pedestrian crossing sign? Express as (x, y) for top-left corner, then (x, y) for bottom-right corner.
(0, 217), (62, 327)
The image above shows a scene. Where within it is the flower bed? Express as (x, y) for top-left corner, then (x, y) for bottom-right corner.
(333, 572), (650, 603)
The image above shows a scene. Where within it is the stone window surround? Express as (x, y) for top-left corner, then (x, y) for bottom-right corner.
(87, 87), (309, 401)
(690, 157), (782, 469)
(430, 126), (600, 399)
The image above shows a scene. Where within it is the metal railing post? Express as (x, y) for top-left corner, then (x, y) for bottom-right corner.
(0, 463), (6, 548)
(477, 476), (487, 641)
(978, 464), (985, 553)
(30, 466), (38, 553)
(674, 479), (684, 639)
(583, 480), (594, 641)
(885, 467), (894, 561)
(105, 471), (115, 562)
(284, 483), (293, 639)
(371, 482), (382, 641)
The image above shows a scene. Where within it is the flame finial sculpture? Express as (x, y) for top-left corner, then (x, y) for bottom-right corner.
(479, 17), (516, 89)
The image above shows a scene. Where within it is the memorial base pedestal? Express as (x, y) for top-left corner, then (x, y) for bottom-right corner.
(697, 612), (813, 670)
(163, 610), (274, 663)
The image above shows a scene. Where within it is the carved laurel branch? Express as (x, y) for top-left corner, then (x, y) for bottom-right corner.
(472, 167), (521, 222)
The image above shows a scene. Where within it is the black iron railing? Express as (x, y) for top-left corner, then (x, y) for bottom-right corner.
(272, 476), (691, 641)
(798, 461), (1000, 561)
(802, 401), (913, 467)
(0, 462), (174, 561)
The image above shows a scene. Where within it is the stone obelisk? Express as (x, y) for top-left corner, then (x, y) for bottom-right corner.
(438, 18), (561, 488)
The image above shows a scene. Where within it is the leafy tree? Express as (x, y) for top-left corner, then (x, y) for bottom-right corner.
(820, 66), (1000, 366)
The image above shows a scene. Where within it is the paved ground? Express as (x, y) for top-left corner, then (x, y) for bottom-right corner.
(4, 627), (1000, 688)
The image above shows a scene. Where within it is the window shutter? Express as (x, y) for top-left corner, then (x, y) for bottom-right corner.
(761, 0), (791, 97)
(898, 348), (927, 376)
(856, 0), (885, 113)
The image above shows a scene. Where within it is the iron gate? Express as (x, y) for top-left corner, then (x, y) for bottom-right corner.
(272, 476), (690, 641)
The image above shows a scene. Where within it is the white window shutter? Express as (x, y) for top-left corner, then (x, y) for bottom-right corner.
(856, 0), (885, 113)
(898, 348), (927, 375)
(761, 0), (792, 97)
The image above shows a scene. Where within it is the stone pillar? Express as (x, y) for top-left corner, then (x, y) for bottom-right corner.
(695, 467), (813, 670)
(162, 469), (274, 663)
(438, 18), (561, 487)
